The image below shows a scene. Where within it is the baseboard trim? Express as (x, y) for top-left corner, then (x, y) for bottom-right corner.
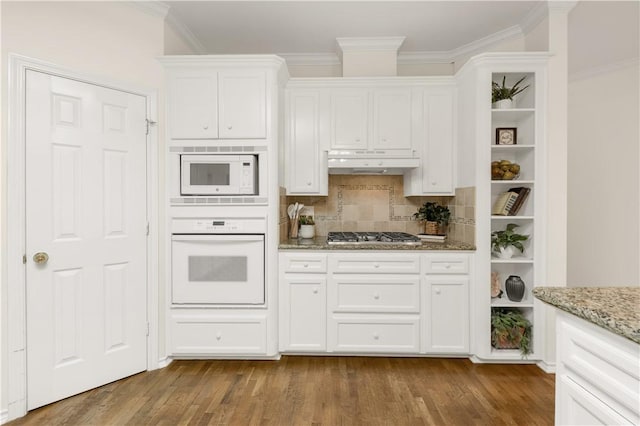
(1, 409), (8, 425)
(158, 356), (173, 369)
(536, 360), (556, 374)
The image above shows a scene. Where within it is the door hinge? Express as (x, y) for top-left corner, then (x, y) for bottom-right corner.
(22, 254), (27, 264)
(146, 222), (150, 236)
(145, 118), (157, 135)
(146, 322), (150, 337)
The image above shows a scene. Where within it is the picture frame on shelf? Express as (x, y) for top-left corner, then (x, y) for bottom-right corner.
(496, 127), (517, 145)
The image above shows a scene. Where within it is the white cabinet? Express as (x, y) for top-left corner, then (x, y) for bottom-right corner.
(168, 69), (266, 140)
(279, 253), (328, 352)
(328, 316), (420, 353)
(555, 311), (639, 425)
(329, 88), (413, 155)
(285, 90), (328, 195)
(404, 86), (455, 196)
(423, 276), (469, 353)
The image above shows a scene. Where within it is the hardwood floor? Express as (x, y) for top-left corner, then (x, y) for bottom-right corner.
(9, 356), (555, 425)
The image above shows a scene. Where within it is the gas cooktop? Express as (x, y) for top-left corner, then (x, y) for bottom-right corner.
(327, 231), (421, 246)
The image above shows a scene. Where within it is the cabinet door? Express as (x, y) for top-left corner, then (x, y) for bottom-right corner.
(280, 275), (326, 352)
(372, 89), (412, 152)
(423, 276), (469, 353)
(330, 89), (368, 150)
(218, 71), (266, 139)
(169, 72), (218, 139)
(423, 88), (454, 193)
(286, 90), (327, 195)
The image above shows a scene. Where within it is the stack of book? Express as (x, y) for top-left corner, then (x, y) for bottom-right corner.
(417, 234), (446, 243)
(492, 187), (531, 216)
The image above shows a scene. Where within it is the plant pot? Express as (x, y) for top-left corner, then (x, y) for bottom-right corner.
(494, 246), (515, 259)
(299, 224), (315, 239)
(505, 275), (525, 302)
(492, 99), (514, 109)
(424, 221), (447, 236)
(491, 327), (525, 349)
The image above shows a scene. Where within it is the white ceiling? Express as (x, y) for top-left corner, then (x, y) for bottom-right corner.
(165, 1), (539, 57)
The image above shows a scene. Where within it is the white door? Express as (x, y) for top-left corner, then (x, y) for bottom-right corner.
(25, 70), (148, 410)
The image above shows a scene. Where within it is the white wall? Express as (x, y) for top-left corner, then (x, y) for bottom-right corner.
(567, 63), (640, 286)
(0, 1), (169, 417)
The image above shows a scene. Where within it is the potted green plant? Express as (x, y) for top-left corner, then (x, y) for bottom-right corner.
(491, 308), (532, 356)
(491, 223), (528, 259)
(298, 215), (315, 239)
(492, 76), (529, 109)
(413, 202), (450, 235)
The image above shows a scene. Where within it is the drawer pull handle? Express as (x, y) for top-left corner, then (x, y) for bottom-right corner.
(435, 288), (441, 295)
(216, 332), (222, 341)
(374, 263), (380, 268)
(373, 333), (379, 340)
(445, 264), (451, 269)
(373, 293), (380, 300)
(313, 288), (319, 294)
(303, 263), (309, 268)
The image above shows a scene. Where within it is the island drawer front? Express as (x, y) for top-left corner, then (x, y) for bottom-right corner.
(328, 316), (420, 353)
(422, 255), (469, 274)
(280, 252), (328, 273)
(170, 315), (267, 355)
(329, 276), (420, 313)
(329, 253), (420, 274)
(558, 312), (640, 423)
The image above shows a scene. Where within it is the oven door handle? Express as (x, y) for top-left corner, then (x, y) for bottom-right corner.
(171, 234), (264, 243)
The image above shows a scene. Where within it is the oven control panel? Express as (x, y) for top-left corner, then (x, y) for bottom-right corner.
(172, 218), (266, 234)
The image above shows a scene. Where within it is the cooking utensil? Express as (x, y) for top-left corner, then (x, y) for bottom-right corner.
(287, 204), (295, 219)
(296, 203), (304, 218)
(293, 202), (299, 218)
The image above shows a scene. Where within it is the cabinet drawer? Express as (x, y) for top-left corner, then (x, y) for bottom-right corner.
(329, 276), (419, 313)
(170, 315), (266, 355)
(329, 253), (420, 274)
(422, 255), (469, 274)
(558, 312), (640, 423)
(280, 252), (327, 273)
(329, 316), (420, 353)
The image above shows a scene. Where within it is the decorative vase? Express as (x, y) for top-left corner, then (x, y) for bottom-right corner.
(299, 224), (315, 239)
(492, 99), (514, 109)
(424, 221), (439, 235)
(505, 275), (525, 302)
(495, 246), (515, 259)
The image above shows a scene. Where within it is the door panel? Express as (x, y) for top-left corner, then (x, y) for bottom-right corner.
(25, 70), (147, 410)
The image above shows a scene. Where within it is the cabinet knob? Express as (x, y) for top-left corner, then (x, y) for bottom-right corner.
(313, 288), (318, 294)
(364, 162), (369, 166)
(373, 332), (379, 340)
(307, 182), (312, 186)
(216, 332), (222, 340)
(431, 181), (437, 186)
(374, 263), (380, 268)
(227, 125), (233, 130)
(373, 293), (380, 300)
(382, 138), (387, 142)
(435, 288), (441, 295)
(303, 263), (309, 268)
(445, 264), (451, 269)
(378, 161), (383, 166)
(203, 124), (209, 130)
(355, 138), (360, 142)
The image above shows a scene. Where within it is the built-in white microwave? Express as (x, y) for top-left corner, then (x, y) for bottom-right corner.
(180, 154), (257, 196)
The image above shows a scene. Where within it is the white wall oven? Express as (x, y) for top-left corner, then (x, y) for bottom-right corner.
(172, 218), (265, 305)
(180, 154), (257, 196)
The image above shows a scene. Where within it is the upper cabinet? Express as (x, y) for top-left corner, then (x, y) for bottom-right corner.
(329, 88), (413, 155)
(168, 68), (267, 140)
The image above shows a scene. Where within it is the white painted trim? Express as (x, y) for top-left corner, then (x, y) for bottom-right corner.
(451, 25), (523, 60)
(0, 409), (8, 425)
(519, 1), (548, 35)
(6, 53), (159, 421)
(279, 53), (341, 66)
(336, 36), (406, 52)
(158, 357), (173, 369)
(537, 360), (556, 374)
(569, 58), (640, 82)
(164, 9), (207, 54)
(398, 51), (453, 65)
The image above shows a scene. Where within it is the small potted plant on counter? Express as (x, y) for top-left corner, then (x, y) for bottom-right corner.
(298, 215), (315, 239)
(413, 202), (450, 235)
(492, 75), (529, 109)
(491, 223), (528, 259)
(491, 308), (532, 356)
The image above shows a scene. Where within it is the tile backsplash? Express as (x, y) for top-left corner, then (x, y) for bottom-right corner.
(282, 176), (475, 245)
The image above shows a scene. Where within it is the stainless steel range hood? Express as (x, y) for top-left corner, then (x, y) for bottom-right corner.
(327, 156), (420, 175)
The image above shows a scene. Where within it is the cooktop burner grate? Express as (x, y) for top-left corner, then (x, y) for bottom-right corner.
(327, 231), (421, 245)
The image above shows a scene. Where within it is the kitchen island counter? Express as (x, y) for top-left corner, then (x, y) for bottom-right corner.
(279, 237), (475, 251)
(533, 286), (640, 344)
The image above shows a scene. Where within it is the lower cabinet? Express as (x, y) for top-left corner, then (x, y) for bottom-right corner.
(279, 251), (471, 356)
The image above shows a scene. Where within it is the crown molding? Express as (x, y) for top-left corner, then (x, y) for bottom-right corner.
(519, 1), (549, 35)
(569, 57), (640, 82)
(128, 1), (170, 19)
(336, 36), (406, 52)
(547, 1), (578, 13)
(450, 25), (523, 60)
(165, 10), (207, 54)
(278, 53), (341, 66)
(398, 51), (453, 65)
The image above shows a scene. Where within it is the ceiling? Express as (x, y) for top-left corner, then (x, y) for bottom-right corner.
(165, 1), (540, 58)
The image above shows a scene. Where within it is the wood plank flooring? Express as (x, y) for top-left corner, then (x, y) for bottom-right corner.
(9, 356), (555, 425)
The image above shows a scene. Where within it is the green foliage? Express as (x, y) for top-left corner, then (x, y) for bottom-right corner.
(492, 76), (529, 103)
(299, 215), (315, 225)
(491, 308), (532, 356)
(491, 223), (528, 253)
(412, 202), (450, 225)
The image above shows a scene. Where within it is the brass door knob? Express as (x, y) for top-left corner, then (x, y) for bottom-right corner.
(33, 252), (49, 264)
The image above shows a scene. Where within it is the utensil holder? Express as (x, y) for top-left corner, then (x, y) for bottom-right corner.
(289, 217), (299, 239)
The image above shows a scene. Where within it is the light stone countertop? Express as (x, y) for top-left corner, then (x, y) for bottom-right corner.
(278, 237), (475, 251)
(533, 287), (640, 344)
